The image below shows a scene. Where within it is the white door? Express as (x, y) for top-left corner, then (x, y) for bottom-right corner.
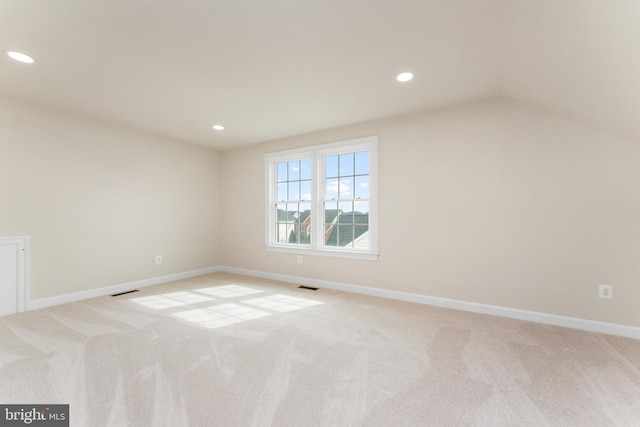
(0, 237), (27, 316)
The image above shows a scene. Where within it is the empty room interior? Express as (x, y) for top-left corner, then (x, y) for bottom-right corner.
(1, 0), (639, 425)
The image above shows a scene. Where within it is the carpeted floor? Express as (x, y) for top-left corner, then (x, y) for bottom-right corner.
(0, 272), (638, 426)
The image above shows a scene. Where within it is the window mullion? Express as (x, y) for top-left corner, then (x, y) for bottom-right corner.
(313, 152), (324, 250)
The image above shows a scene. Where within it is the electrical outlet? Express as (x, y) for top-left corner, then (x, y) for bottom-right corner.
(598, 284), (613, 299)
(296, 256), (302, 264)
(155, 255), (163, 264)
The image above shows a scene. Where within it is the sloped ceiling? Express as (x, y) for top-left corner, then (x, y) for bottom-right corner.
(0, 0), (638, 150)
(503, 0), (640, 145)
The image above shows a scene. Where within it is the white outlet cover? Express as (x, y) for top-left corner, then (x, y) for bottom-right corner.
(598, 284), (613, 299)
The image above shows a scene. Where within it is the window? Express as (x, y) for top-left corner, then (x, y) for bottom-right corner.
(266, 136), (378, 260)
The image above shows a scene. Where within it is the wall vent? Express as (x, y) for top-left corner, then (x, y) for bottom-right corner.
(111, 290), (139, 297)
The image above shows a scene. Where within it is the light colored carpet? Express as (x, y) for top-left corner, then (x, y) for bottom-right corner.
(0, 272), (638, 426)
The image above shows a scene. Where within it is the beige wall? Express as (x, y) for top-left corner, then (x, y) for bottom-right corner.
(2, 93), (637, 328)
(221, 98), (640, 327)
(0, 95), (221, 299)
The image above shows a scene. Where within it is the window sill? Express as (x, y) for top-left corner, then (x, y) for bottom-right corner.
(266, 245), (379, 261)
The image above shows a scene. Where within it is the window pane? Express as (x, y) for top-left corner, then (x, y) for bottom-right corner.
(293, 223), (305, 244)
(304, 223), (312, 245)
(288, 161), (300, 180)
(276, 221), (285, 242)
(300, 180), (312, 201)
(286, 201), (299, 244)
(324, 202), (339, 221)
(276, 203), (287, 219)
(326, 155), (339, 178)
(339, 201), (353, 217)
(277, 162), (288, 182)
(299, 203), (311, 245)
(286, 203), (297, 218)
(275, 203), (287, 243)
(289, 227), (299, 244)
(339, 153), (354, 176)
(299, 203), (311, 217)
(352, 200), (369, 250)
(355, 151), (369, 175)
(337, 224), (354, 247)
(325, 179), (339, 200)
(340, 177), (354, 199)
(353, 211), (368, 228)
(288, 181), (300, 201)
(354, 201), (369, 214)
(355, 175), (369, 199)
(353, 223), (369, 249)
(300, 159), (312, 180)
(277, 182), (287, 201)
(324, 202), (339, 246)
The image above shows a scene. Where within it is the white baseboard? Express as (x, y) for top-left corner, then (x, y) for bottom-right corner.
(26, 265), (639, 340)
(221, 266), (640, 340)
(28, 266), (223, 311)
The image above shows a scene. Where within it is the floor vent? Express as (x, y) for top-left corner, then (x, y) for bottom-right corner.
(111, 290), (139, 297)
(298, 285), (318, 291)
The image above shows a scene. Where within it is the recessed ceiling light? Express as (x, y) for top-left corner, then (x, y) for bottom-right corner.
(212, 124), (224, 131)
(4, 50), (35, 64)
(396, 72), (413, 82)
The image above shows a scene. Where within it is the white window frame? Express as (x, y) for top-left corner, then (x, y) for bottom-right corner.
(265, 135), (378, 260)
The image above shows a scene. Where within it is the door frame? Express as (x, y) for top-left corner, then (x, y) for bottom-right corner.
(0, 236), (29, 314)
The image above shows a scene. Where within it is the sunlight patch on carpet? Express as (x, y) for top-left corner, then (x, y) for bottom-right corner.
(130, 292), (214, 309)
(173, 303), (271, 329)
(194, 284), (264, 298)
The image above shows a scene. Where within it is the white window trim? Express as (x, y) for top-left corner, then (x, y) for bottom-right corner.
(265, 135), (378, 261)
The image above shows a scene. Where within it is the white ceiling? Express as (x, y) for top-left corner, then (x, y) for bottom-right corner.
(1, 0), (639, 150)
